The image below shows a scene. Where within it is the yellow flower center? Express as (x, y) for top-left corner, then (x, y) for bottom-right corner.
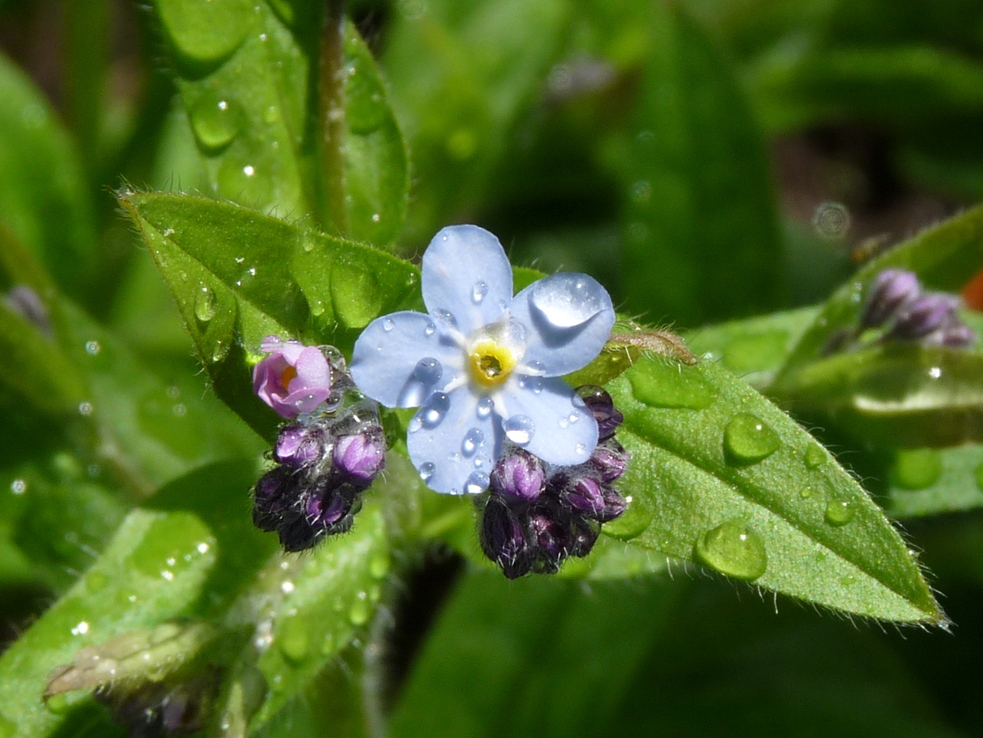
(281, 365), (298, 388)
(468, 339), (517, 389)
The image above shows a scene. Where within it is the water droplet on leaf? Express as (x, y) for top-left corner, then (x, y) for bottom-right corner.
(189, 97), (241, 152)
(824, 499), (856, 527)
(892, 449), (943, 490)
(804, 442), (825, 469)
(194, 286), (217, 322)
(724, 414), (780, 465)
(694, 519), (767, 581)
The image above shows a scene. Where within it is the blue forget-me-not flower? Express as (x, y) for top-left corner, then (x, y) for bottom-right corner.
(350, 225), (616, 495)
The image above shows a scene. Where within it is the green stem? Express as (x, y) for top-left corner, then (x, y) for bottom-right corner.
(317, 0), (349, 235)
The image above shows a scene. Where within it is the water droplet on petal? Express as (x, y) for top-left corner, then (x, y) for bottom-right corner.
(383, 318), (395, 332)
(425, 322), (436, 336)
(434, 309), (457, 328)
(504, 415), (535, 446)
(418, 462), (435, 483)
(724, 414), (780, 464)
(465, 471), (489, 494)
(529, 273), (610, 328)
(694, 519), (767, 580)
(575, 443), (587, 455)
(476, 397), (494, 419)
(420, 392), (450, 428)
(824, 498), (856, 527)
(471, 280), (488, 304)
(462, 428), (483, 457)
(397, 359), (444, 407)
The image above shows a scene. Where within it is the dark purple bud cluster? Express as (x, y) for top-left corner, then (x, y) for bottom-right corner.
(253, 351), (386, 552)
(479, 385), (629, 579)
(856, 269), (975, 348)
(94, 667), (220, 738)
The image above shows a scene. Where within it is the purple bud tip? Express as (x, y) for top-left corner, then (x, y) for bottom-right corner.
(887, 292), (960, 341)
(253, 469), (293, 531)
(528, 512), (566, 563)
(861, 269), (920, 329)
(275, 424), (323, 467)
(563, 476), (606, 517)
(333, 431), (386, 485)
(576, 385), (623, 440)
(480, 498), (531, 579)
(490, 450), (546, 501)
(940, 323), (977, 348)
(590, 442), (629, 482)
(597, 489), (627, 523)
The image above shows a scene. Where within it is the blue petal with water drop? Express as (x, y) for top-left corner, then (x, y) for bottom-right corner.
(500, 376), (598, 465)
(351, 311), (461, 407)
(406, 388), (503, 494)
(422, 225), (513, 335)
(510, 272), (615, 377)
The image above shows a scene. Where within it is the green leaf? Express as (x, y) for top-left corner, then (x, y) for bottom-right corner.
(118, 191), (420, 437)
(336, 19), (410, 246)
(0, 53), (99, 307)
(383, 0), (571, 243)
(0, 508), (218, 736)
(606, 354), (941, 623)
(393, 570), (958, 738)
(774, 344), (983, 448)
(774, 203), (983, 384)
(153, 0), (314, 215)
(618, 2), (783, 327)
(887, 445), (983, 519)
(246, 501), (390, 728)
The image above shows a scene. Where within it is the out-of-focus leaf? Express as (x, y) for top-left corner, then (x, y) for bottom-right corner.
(118, 192), (419, 437)
(606, 354), (941, 623)
(338, 19), (410, 246)
(750, 46), (983, 133)
(0, 53), (98, 306)
(685, 306), (820, 389)
(775, 344), (983, 448)
(618, 2), (783, 327)
(60, 300), (263, 490)
(393, 571), (959, 738)
(383, 0), (571, 244)
(0, 508), (217, 737)
(887, 445), (983, 519)
(152, 0), (315, 215)
(774, 203), (983, 383)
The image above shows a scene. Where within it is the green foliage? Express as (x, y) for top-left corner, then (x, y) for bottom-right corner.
(5, 0), (983, 735)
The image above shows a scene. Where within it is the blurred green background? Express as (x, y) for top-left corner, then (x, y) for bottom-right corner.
(4, 0), (983, 735)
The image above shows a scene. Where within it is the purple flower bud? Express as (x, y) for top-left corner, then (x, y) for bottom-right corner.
(480, 497), (532, 579)
(576, 385), (623, 440)
(566, 515), (600, 558)
(490, 450), (546, 501)
(527, 510), (567, 571)
(590, 441), (629, 482)
(333, 431), (386, 486)
(277, 511), (325, 552)
(563, 475), (606, 517)
(253, 468), (294, 532)
(306, 486), (351, 528)
(887, 293), (960, 341)
(275, 424), (324, 468)
(939, 322), (977, 348)
(860, 269), (920, 329)
(597, 489), (627, 523)
(253, 335), (333, 419)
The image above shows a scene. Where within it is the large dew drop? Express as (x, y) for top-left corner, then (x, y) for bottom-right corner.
(529, 273), (610, 328)
(723, 413), (780, 465)
(503, 415), (535, 446)
(194, 285), (217, 323)
(189, 97), (240, 153)
(824, 498), (856, 527)
(694, 519), (768, 581)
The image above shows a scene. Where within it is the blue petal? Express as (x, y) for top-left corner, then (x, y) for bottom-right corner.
(407, 388), (503, 495)
(510, 272), (615, 376)
(350, 311), (462, 408)
(499, 376), (598, 465)
(422, 225), (513, 335)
